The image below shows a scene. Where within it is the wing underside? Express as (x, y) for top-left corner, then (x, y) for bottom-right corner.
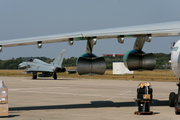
(1, 21), (180, 47)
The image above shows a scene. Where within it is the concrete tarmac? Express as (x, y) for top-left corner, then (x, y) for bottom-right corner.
(0, 76), (179, 120)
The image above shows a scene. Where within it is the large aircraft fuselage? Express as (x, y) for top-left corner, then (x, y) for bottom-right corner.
(171, 40), (180, 78)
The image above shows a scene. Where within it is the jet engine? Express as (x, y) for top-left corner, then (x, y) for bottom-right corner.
(53, 67), (66, 73)
(123, 50), (156, 71)
(77, 53), (106, 75)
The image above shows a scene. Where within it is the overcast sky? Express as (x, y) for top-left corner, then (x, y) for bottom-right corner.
(0, 0), (180, 60)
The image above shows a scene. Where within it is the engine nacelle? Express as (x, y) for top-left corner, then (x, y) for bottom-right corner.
(54, 67), (66, 73)
(123, 50), (156, 71)
(77, 53), (106, 75)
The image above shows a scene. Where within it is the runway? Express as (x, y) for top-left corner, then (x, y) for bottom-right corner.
(0, 76), (179, 120)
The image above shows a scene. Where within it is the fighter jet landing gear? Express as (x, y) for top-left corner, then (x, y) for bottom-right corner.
(53, 73), (57, 80)
(169, 78), (180, 115)
(32, 72), (37, 79)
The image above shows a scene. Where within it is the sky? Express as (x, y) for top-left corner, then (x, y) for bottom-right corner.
(0, 0), (180, 60)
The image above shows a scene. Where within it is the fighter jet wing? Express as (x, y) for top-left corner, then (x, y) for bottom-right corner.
(24, 68), (53, 73)
(1, 21), (180, 48)
(66, 70), (77, 74)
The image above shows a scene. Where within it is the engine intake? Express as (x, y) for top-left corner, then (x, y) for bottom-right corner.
(123, 50), (156, 71)
(77, 57), (106, 75)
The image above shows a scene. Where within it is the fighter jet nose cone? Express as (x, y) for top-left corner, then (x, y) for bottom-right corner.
(18, 63), (22, 68)
(19, 62), (25, 68)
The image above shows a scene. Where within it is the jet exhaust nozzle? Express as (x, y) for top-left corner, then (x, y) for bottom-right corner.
(77, 57), (106, 75)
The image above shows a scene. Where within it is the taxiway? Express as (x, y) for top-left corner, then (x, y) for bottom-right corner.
(0, 76), (179, 120)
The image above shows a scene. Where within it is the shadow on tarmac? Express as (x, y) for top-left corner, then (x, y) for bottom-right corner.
(9, 99), (169, 111)
(30, 78), (77, 81)
(0, 115), (20, 118)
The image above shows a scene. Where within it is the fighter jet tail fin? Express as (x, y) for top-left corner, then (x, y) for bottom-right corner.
(52, 49), (66, 67)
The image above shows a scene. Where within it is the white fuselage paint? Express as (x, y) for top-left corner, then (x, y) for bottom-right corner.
(171, 40), (180, 78)
(19, 59), (55, 72)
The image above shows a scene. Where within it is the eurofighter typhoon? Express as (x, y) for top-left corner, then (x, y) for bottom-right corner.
(19, 49), (66, 79)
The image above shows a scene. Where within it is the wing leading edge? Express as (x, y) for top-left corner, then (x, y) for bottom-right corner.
(24, 68), (53, 73)
(1, 21), (180, 48)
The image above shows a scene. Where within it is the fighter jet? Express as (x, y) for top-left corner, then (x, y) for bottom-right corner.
(19, 49), (67, 79)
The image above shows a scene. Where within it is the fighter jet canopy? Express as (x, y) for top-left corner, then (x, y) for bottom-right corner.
(25, 58), (34, 62)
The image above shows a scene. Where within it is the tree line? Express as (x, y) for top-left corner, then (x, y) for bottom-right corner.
(0, 53), (171, 69)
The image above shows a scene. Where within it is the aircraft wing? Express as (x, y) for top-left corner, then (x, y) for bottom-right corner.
(1, 21), (180, 48)
(66, 70), (77, 74)
(24, 68), (53, 73)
